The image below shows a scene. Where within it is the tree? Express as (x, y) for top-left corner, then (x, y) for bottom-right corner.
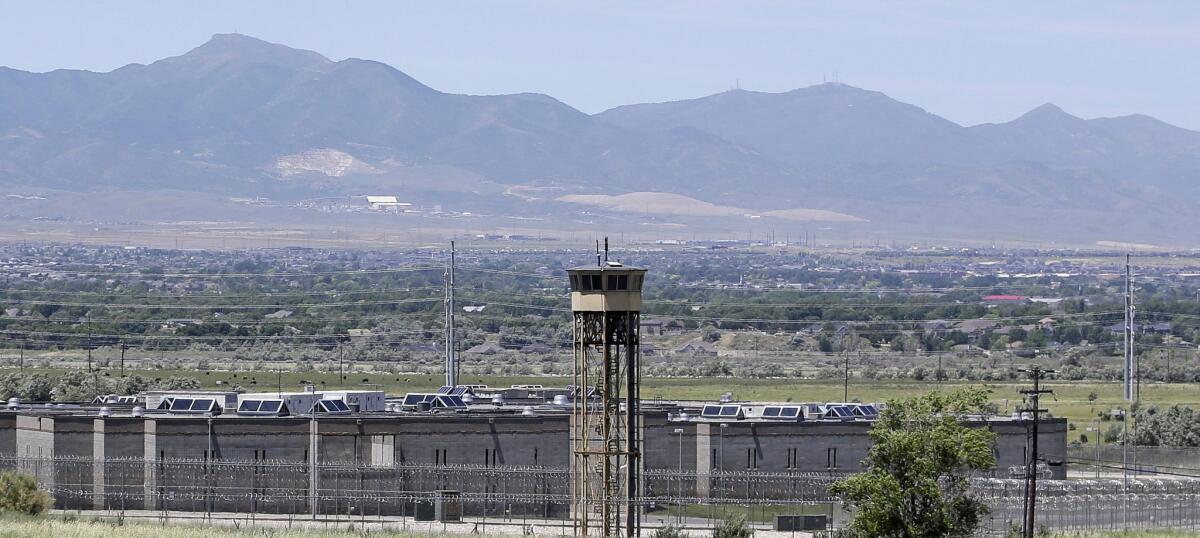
(0, 471), (52, 515)
(153, 376), (201, 391)
(1126, 405), (1200, 447)
(830, 387), (997, 538)
(49, 370), (116, 402)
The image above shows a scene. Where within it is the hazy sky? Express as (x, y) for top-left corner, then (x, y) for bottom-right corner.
(3, 1), (1198, 128)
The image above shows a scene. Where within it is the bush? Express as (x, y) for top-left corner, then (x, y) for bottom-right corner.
(0, 471), (52, 515)
(655, 525), (685, 538)
(713, 515), (753, 538)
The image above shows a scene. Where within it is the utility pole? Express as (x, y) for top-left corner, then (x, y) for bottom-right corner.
(1167, 347), (1173, 384)
(120, 342), (128, 378)
(1122, 404), (1130, 530)
(1019, 366), (1054, 538)
(86, 311), (93, 373)
(444, 241), (457, 388)
(338, 344), (344, 385)
(843, 354), (849, 402)
(937, 353), (943, 386)
(1124, 254), (1135, 402)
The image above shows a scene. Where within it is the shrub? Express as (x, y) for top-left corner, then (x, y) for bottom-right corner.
(0, 471), (52, 515)
(713, 515), (753, 538)
(655, 525), (685, 538)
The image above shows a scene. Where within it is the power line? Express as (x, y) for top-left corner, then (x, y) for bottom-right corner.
(0, 327), (442, 341)
(0, 296), (443, 310)
(1, 266), (443, 278)
(0, 286), (443, 299)
(0, 312), (445, 326)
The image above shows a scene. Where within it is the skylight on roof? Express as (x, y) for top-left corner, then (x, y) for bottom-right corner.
(314, 399), (351, 414)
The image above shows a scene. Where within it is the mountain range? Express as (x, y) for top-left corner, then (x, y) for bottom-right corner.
(2, 33), (1198, 244)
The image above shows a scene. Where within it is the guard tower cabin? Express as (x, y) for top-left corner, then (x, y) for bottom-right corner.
(568, 265), (645, 312)
(567, 255), (646, 538)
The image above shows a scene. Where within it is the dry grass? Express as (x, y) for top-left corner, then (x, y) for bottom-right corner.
(0, 515), (456, 538)
(1038, 532), (1200, 537)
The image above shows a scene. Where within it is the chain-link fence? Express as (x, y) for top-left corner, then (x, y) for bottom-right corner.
(6, 455), (1200, 535)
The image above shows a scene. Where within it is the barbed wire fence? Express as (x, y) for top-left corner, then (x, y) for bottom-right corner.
(4, 455), (1200, 535)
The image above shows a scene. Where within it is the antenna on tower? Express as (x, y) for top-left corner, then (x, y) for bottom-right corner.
(604, 237), (609, 263)
(596, 240), (601, 267)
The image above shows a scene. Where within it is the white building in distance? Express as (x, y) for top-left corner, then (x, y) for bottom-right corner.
(365, 195), (412, 211)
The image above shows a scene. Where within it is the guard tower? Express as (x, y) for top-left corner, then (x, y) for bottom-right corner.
(568, 243), (645, 538)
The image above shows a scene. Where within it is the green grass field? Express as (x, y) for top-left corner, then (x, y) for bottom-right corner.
(10, 366), (1197, 445)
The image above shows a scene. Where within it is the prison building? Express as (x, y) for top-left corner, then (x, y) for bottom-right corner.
(0, 395), (1067, 517)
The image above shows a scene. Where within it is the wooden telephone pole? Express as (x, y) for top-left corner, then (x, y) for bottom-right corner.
(1019, 366), (1054, 538)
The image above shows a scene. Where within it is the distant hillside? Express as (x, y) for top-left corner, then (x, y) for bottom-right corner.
(597, 84), (1200, 209)
(1, 34), (1199, 243)
(0, 34), (797, 202)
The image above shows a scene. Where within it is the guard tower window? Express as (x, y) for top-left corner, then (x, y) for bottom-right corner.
(579, 274), (602, 291)
(607, 274), (629, 291)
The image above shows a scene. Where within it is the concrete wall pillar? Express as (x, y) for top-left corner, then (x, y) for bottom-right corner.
(142, 420), (156, 511)
(695, 423), (711, 498)
(91, 419), (104, 510)
(308, 418), (318, 517)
